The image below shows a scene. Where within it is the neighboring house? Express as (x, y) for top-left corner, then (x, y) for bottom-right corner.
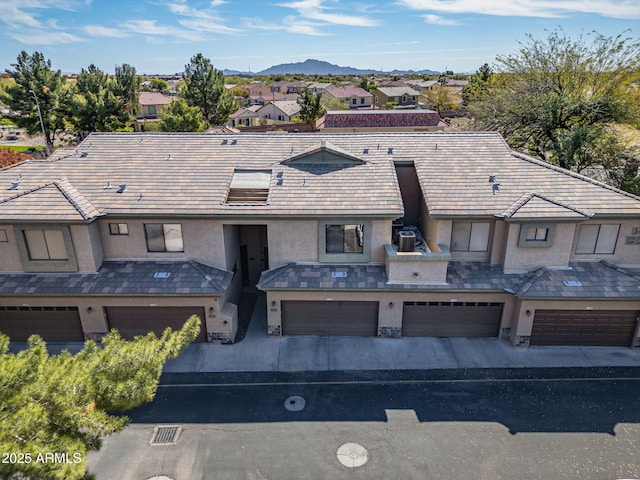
(322, 87), (373, 109)
(248, 92), (299, 106)
(227, 107), (262, 128)
(0, 132), (639, 350)
(406, 80), (439, 93)
(256, 101), (301, 123)
(246, 83), (273, 97)
(307, 82), (335, 93)
(316, 110), (446, 131)
(373, 87), (418, 109)
(135, 92), (174, 131)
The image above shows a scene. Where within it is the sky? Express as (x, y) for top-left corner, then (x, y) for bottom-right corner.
(1, 0), (638, 75)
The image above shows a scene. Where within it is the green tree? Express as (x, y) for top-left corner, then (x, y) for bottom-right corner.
(182, 54), (238, 126)
(321, 97), (349, 111)
(0, 316), (200, 480)
(297, 88), (325, 124)
(159, 98), (207, 132)
(462, 63), (493, 105)
(68, 64), (130, 136)
(2, 51), (67, 149)
(357, 76), (377, 93)
(113, 63), (140, 117)
(149, 78), (168, 92)
(467, 29), (640, 191)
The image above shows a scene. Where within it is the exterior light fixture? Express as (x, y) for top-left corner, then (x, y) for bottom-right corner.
(526, 310), (531, 317)
(389, 302), (394, 308)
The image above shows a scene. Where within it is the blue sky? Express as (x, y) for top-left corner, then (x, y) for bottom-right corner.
(1, 0), (638, 74)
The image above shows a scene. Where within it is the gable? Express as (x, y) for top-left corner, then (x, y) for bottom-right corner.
(282, 141), (366, 166)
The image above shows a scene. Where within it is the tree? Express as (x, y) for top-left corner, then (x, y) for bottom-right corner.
(467, 29), (640, 191)
(297, 88), (325, 124)
(0, 316), (200, 480)
(422, 85), (459, 114)
(322, 97), (349, 111)
(68, 64), (130, 135)
(182, 54), (238, 126)
(2, 51), (67, 149)
(462, 63), (494, 105)
(149, 78), (168, 92)
(112, 63), (140, 117)
(159, 98), (207, 132)
(357, 76), (377, 93)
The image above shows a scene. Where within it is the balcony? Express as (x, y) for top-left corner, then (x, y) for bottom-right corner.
(384, 242), (451, 285)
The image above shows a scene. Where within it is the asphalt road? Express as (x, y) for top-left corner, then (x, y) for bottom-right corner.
(88, 368), (640, 480)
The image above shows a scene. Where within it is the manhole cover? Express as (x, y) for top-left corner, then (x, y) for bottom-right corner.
(150, 426), (182, 445)
(284, 395), (306, 412)
(336, 442), (369, 468)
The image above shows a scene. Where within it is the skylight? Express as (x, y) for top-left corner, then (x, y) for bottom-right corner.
(225, 170), (271, 204)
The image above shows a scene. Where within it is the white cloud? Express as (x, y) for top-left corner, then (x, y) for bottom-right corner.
(277, 0), (379, 27)
(422, 14), (461, 25)
(396, 0), (640, 19)
(178, 18), (241, 34)
(122, 20), (204, 41)
(164, 0), (240, 34)
(82, 25), (130, 38)
(9, 30), (84, 45)
(243, 15), (326, 36)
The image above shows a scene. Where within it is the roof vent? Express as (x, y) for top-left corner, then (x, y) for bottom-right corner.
(103, 181), (113, 189)
(387, 147), (393, 154)
(116, 184), (127, 193)
(165, 154), (172, 161)
(231, 139), (237, 145)
(435, 143), (438, 150)
(492, 183), (500, 194)
(80, 151), (88, 158)
(221, 139), (228, 145)
(153, 272), (171, 278)
(7, 182), (19, 191)
(363, 148), (369, 154)
(489, 175), (496, 183)
(563, 280), (582, 287)
(332, 271), (347, 278)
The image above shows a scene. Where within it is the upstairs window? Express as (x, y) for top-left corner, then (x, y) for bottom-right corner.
(575, 224), (620, 254)
(24, 229), (68, 260)
(109, 223), (129, 235)
(326, 224), (364, 254)
(518, 223), (555, 247)
(451, 222), (491, 252)
(144, 224), (183, 252)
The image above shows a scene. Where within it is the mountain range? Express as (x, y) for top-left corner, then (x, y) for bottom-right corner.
(222, 59), (439, 76)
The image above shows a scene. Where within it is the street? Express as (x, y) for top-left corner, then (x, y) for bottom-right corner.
(88, 368), (640, 480)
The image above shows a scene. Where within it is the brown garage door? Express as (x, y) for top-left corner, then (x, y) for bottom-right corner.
(281, 301), (378, 336)
(0, 306), (84, 342)
(402, 302), (503, 337)
(106, 307), (207, 341)
(531, 310), (638, 346)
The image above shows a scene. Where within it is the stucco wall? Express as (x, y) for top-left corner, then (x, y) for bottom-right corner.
(569, 219), (640, 267)
(503, 222), (575, 272)
(0, 225), (22, 272)
(267, 219), (318, 266)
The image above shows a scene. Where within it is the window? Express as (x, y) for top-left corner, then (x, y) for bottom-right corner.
(451, 222), (491, 252)
(0, 229), (7, 242)
(352, 98), (357, 105)
(23, 229), (68, 260)
(144, 224), (183, 252)
(360, 98), (365, 104)
(575, 224), (620, 254)
(109, 223), (129, 235)
(526, 227), (548, 242)
(518, 223), (555, 247)
(148, 105), (156, 115)
(326, 224), (364, 253)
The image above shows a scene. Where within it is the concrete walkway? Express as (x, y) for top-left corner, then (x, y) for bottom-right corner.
(162, 292), (640, 373)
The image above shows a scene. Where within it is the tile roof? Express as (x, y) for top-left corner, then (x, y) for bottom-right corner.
(375, 87), (418, 96)
(498, 192), (592, 220)
(139, 92), (173, 106)
(0, 260), (232, 295)
(324, 86), (372, 99)
(321, 110), (443, 129)
(0, 178), (101, 221)
(0, 132), (638, 221)
(257, 261), (640, 299)
(514, 261), (640, 299)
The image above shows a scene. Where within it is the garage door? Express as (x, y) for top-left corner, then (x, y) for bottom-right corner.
(281, 301), (378, 336)
(106, 307), (207, 341)
(531, 310), (638, 346)
(0, 306), (84, 342)
(402, 302), (503, 337)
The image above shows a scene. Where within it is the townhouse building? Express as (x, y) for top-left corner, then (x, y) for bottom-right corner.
(0, 132), (638, 348)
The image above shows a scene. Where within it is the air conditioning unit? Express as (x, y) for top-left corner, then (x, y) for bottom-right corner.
(398, 230), (416, 252)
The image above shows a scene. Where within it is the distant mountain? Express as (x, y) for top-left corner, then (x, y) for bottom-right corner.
(254, 59), (439, 76)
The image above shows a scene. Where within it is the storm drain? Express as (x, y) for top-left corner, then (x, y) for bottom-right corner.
(284, 395), (306, 412)
(150, 425), (182, 445)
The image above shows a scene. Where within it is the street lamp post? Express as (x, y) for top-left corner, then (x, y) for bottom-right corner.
(28, 89), (50, 155)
